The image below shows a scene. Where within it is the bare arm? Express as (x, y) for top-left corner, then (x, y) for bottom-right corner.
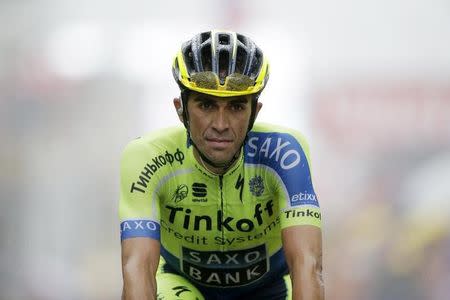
(121, 237), (160, 300)
(282, 225), (324, 300)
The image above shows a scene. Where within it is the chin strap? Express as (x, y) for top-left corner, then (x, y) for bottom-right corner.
(181, 90), (260, 171)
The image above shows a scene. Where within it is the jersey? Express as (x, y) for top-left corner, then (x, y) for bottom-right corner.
(119, 122), (321, 298)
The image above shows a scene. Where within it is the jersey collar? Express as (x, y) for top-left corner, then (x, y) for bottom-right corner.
(189, 146), (244, 179)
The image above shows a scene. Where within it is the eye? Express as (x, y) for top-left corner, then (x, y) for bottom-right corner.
(231, 103), (246, 111)
(198, 101), (213, 110)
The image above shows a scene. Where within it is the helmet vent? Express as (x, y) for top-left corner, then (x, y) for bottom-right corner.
(183, 44), (196, 74)
(249, 48), (263, 78)
(200, 44), (212, 72)
(218, 34), (230, 45)
(235, 45), (247, 74)
(218, 50), (230, 84)
(200, 32), (211, 44)
(237, 34), (247, 45)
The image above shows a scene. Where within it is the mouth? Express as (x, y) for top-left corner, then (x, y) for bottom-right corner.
(205, 138), (233, 149)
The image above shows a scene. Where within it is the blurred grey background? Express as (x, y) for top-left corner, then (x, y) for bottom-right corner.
(1, 0), (449, 299)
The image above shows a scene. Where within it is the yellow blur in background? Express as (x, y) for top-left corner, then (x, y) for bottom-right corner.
(1, 1), (449, 299)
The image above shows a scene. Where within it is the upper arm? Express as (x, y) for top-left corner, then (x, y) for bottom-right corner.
(280, 130), (322, 282)
(275, 130), (322, 265)
(282, 225), (322, 271)
(282, 225), (324, 300)
(121, 238), (160, 300)
(119, 140), (161, 241)
(121, 237), (160, 275)
(119, 139), (162, 269)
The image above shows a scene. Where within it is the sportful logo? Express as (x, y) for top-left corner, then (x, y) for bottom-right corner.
(172, 286), (193, 297)
(172, 184), (189, 203)
(249, 176), (264, 197)
(192, 183), (207, 201)
(156, 285), (194, 300)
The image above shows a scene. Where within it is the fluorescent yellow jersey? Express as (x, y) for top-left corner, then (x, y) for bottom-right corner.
(119, 123), (321, 296)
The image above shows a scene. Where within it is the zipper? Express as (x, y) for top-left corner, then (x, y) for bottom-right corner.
(219, 175), (224, 251)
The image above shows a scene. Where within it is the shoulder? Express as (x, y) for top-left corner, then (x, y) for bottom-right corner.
(121, 126), (187, 163)
(247, 122), (311, 157)
(252, 122), (309, 142)
(245, 123), (319, 208)
(122, 126), (186, 155)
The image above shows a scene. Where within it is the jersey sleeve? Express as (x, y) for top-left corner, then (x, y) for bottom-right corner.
(245, 126), (322, 230)
(119, 138), (161, 241)
(277, 131), (322, 229)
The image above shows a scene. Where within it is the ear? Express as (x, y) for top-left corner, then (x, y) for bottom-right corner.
(173, 97), (184, 123)
(254, 101), (263, 119)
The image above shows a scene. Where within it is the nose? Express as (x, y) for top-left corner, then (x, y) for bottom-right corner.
(211, 108), (229, 132)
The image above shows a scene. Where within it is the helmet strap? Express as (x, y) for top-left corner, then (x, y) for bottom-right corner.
(180, 89), (190, 130)
(247, 94), (260, 133)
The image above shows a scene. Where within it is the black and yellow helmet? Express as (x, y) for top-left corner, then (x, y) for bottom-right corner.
(172, 30), (269, 97)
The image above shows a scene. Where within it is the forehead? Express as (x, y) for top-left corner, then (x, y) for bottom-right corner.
(188, 92), (251, 104)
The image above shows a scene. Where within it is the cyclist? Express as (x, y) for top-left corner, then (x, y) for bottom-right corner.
(120, 30), (324, 300)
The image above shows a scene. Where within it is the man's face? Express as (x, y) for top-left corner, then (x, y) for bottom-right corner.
(184, 92), (260, 167)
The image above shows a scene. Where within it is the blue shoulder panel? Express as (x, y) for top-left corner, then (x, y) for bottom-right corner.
(244, 132), (319, 208)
